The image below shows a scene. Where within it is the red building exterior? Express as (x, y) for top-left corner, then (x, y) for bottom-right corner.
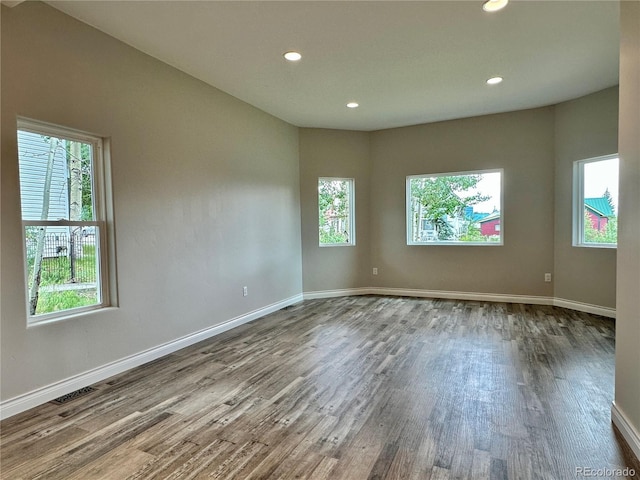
(586, 210), (609, 231)
(480, 217), (500, 236)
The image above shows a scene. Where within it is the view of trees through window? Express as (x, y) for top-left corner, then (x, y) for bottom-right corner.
(408, 170), (502, 244)
(580, 157), (618, 246)
(318, 178), (354, 245)
(18, 127), (101, 316)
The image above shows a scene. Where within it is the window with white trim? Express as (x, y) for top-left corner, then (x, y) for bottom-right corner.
(573, 154), (619, 248)
(407, 169), (503, 245)
(318, 178), (355, 246)
(17, 118), (114, 322)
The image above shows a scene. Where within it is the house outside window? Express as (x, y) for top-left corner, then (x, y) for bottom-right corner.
(407, 169), (503, 245)
(318, 178), (355, 246)
(17, 118), (115, 323)
(573, 155), (618, 248)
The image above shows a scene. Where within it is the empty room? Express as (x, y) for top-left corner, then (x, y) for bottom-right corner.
(1, 1), (639, 479)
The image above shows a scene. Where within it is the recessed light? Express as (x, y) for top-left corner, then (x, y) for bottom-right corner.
(486, 76), (503, 85)
(346, 102), (359, 109)
(283, 51), (302, 62)
(482, 0), (508, 12)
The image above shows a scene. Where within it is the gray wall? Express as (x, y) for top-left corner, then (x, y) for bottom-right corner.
(299, 129), (371, 292)
(554, 87), (618, 308)
(300, 98), (620, 305)
(369, 108), (555, 296)
(1, 2), (302, 401)
(615, 0), (640, 452)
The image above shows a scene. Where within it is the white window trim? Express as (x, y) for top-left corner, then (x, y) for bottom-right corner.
(318, 177), (356, 247)
(406, 168), (504, 246)
(572, 153), (618, 249)
(17, 117), (117, 325)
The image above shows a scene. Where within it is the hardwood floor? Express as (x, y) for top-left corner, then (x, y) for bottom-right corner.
(1, 296), (638, 479)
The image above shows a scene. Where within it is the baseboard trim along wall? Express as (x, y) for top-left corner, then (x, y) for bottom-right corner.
(302, 288), (373, 300)
(0, 293), (304, 420)
(303, 288), (616, 318)
(552, 297), (616, 318)
(612, 402), (640, 461)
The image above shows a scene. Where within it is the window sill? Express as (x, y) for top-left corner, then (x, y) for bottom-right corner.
(407, 241), (503, 246)
(573, 243), (617, 249)
(27, 305), (118, 329)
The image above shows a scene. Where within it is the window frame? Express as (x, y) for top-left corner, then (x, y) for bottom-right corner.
(572, 153), (618, 249)
(406, 168), (504, 246)
(318, 177), (356, 247)
(17, 117), (115, 324)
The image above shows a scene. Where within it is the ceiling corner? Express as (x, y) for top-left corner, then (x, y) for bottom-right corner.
(1, 0), (26, 7)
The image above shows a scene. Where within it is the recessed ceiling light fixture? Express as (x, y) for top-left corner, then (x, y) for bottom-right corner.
(283, 51), (302, 62)
(346, 102), (359, 109)
(486, 76), (503, 85)
(482, 0), (508, 12)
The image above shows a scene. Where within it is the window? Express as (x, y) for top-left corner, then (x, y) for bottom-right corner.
(17, 118), (114, 322)
(573, 154), (619, 248)
(407, 169), (503, 245)
(318, 178), (355, 246)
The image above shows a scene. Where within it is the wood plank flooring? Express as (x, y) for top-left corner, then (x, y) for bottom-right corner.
(1, 296), (639, 479)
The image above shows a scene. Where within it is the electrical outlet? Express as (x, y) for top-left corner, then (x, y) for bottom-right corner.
(544, 273), (552, 283)
(243, 286), (248, 296)
(373, 267), (378, 275)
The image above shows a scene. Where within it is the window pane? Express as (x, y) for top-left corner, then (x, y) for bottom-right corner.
(582, 157), (618, 245)
(408, 171), (502, 244)
(25, 225), (101, 316)
(18, 130), (94, 221)
(319, 179), (353, 245)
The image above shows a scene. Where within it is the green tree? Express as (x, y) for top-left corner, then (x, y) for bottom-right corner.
(80, 143), (93, 220)
(603, 216), (618, 243)
(603, 188), (616, 214)
(28, 137), (61, 315)
(410, 175), (489, 241)
(319, 180), (350, 244)
(66, 140), (94, 281)
(459, 221), (484, 242)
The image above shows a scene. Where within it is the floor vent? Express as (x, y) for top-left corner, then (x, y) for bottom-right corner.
(50, 386), (97, 405)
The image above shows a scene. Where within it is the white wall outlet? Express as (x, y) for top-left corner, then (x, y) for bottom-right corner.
(544, 273), (552, 283)
(373, 267), (378, 275)
(243, 286), (248, 296)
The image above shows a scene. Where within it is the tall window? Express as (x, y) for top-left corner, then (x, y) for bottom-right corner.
(407, 169), (503, 245)
(17, 118), (113, 322)
(573, 154), (619, 247)
(318, 178), (355, 246)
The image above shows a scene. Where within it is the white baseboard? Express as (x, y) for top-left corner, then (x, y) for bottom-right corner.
(612, 402), (640, 461)
(0, 294), (303, 420)
(303, 288), (373, 300)
(552, 297), (616, 318)
(369, 287), (553, 305)
(304, 287), (616, 318)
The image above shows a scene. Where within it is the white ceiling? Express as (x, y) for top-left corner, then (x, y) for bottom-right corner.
(44, 1), (619, 131)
